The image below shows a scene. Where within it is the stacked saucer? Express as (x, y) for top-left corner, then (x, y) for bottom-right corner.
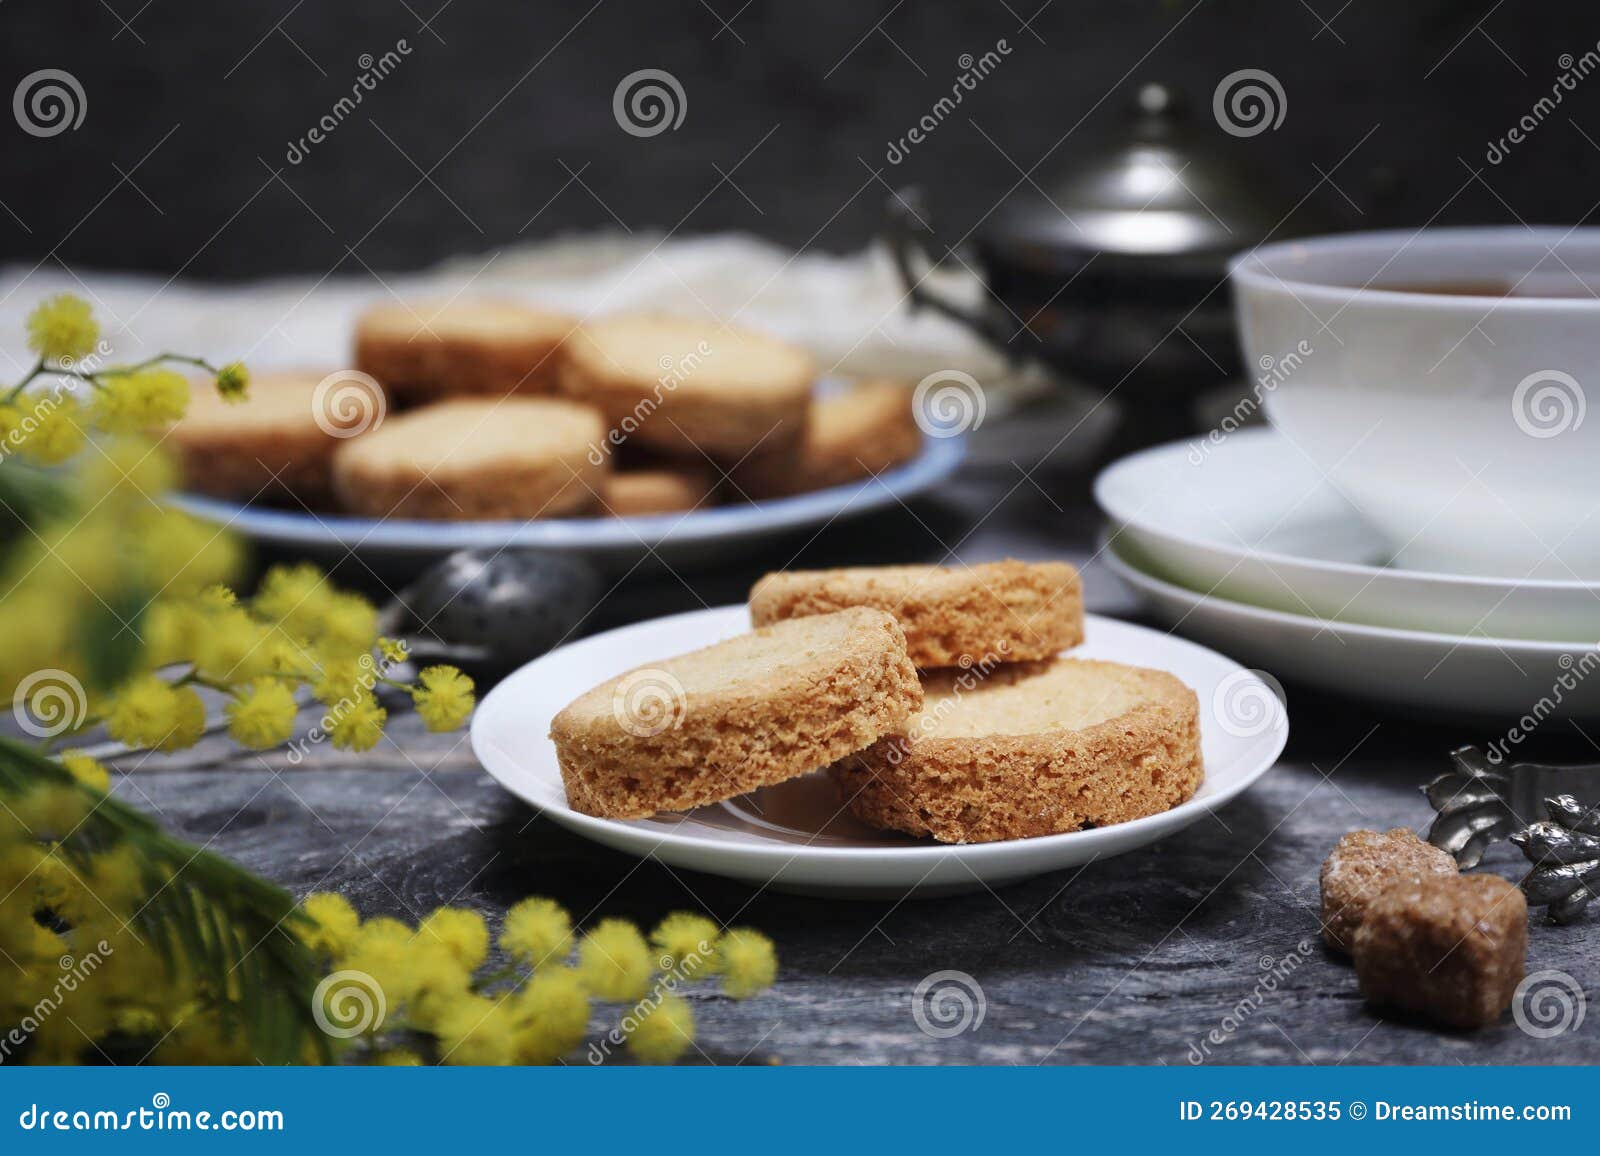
(1095, 427), (1600, 721)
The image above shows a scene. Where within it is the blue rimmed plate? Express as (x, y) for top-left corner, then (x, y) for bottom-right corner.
(169, 435), (965, 572)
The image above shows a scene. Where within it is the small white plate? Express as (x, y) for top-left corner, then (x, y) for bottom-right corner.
(170, 435), (964, 573)
(1105, 536), (1600, 722)
(470, 604), (1288, 899)
(1094, 428), (1600, 642)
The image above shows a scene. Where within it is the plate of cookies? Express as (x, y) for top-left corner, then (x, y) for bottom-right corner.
(164, 302), (962, 570)
(472, 560), (1289, 898)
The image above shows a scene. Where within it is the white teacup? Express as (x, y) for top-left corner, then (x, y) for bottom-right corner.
(1230, 227), (1600, 580)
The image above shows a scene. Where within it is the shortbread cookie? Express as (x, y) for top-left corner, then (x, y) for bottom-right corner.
(600, 466), (716, 517)
(331, 397), (605, 520)
(167, 370), (375, 507)
(749, 560), (1083, 668)
(1352, 873), (1526, 1029)
(355, 300), (575, 402)
(560, 314), (814, 457)
(731, 381), (922, 498)
(1319, 828), (1458, 954)
(831, 658), (1201, 844)
(551, 608), (922, 819)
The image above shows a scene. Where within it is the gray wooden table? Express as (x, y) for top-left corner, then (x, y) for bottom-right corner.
(115, 402), (1600, 1065)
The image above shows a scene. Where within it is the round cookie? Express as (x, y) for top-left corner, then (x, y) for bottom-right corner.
(355, 299), (575, 402)
(560, 313), (814, 457)
(731, 380), (922, 499)
(166, 369), (377, 508)
(749, 560), (1083, 668)
(331, 397), (606, 520)
(550, 607), (922, 819)
(831, 658), (1202, 844)
(599, 466), (716, 517)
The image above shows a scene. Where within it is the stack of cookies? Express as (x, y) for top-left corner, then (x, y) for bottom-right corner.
(551, 560), (1205, 845)
(167, 302), (926, 522)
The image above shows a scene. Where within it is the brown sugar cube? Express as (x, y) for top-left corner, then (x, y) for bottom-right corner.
(1319, 828), (1457, 954)
(1351, 873), (1527, 1030)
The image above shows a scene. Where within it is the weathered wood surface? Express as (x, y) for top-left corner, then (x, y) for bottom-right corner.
(112, 413), (1600, 1065)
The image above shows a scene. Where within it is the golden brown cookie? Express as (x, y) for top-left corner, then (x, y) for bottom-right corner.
(355, 299), (575, 402)
(831, 658), (1202, 844)
(559, 314), (814, 457)
(551, 607), (922, 819)
(749, 560), (1083, 668)
(1319, 828), (1458, 954)
(166, 369), (380, 508)
(599, 466), (716, 517)
(1352, 873), (1526, 1029)
(730, 380), (922, 498)
(331, 397), (606, 520)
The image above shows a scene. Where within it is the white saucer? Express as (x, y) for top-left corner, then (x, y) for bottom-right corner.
(1105, 536), (1600, 722)
(1094, 428), (1600, 642)
(470, 604), (1287, 899)
(171, 435), (963, 573)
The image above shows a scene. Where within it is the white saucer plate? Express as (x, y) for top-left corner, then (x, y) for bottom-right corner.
(1105, 536), (1600, 722)
(471, 604), (1288, 899)
(1094, 427), (1600, 642)
(170, 435), (964, 573)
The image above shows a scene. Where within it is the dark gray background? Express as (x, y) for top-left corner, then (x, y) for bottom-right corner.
(2, 0), (1598, 278)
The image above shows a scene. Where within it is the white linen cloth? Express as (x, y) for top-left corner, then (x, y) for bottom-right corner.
(0, 233), (1016, 389)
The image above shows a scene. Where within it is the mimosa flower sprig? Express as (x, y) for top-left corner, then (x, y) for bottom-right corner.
(0, 293), (493, 1065)
(0, 293), (476, 758)
(0, 743), (780, 1064)
(2, 293), (248, 465)
(295, 896), (778, 1065)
